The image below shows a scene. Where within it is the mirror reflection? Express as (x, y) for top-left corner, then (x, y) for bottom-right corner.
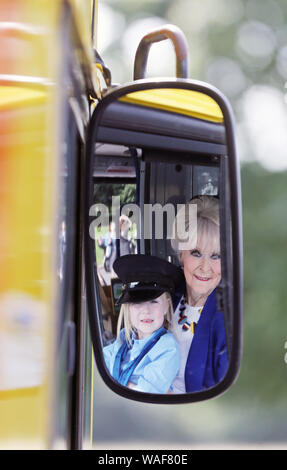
(90, 87), (232, 394)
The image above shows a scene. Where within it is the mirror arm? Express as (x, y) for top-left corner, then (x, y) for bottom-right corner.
(133, 24), (189, 80)
(93, 48), (112, 88)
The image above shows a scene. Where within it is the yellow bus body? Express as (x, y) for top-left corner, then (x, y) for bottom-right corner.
(120, 88), (224, 123)
(0, 0), (94, 450)
(0, 0), (225, 450)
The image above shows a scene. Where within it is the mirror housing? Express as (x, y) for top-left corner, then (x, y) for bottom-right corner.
(84, 78), (243, 404)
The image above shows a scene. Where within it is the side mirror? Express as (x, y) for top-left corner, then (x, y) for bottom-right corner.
(85, 29), (243, 404)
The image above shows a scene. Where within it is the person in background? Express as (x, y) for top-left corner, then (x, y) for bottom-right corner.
(97, 221), (117, 273)
(119, 214), (136, 256)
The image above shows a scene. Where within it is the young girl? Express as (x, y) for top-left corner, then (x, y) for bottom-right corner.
(103, 254), (184, 394)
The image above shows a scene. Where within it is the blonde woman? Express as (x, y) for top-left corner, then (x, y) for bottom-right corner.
(170, 195), (228, 393)
(103, 254), (184, 394)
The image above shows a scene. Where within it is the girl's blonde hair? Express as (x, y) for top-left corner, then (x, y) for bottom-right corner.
(116, 292), (174, 346)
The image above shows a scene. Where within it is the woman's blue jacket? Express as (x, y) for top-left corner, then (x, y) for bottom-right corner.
(173, 287), (228, 392)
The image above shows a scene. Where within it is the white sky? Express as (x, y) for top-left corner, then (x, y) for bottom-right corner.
(97, 2), (287, 173)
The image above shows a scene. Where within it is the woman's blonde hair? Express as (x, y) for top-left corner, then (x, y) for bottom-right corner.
(116, 292), (174, 346)
(171, 195), (220, 255)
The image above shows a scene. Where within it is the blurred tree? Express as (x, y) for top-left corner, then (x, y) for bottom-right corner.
(94, 183), (136, 215)
(92, 0), (287, 445)
(235, 163), (287, 403)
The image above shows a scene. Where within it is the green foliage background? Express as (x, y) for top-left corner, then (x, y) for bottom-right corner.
(91, 0), (287, 447)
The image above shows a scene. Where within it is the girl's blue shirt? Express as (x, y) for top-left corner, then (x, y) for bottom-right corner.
(103, 328), (180, 394)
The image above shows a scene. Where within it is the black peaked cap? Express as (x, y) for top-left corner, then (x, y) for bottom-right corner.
(113, 254), (185, 304)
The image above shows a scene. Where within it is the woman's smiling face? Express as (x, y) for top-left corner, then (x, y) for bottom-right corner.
(180, 232), (221, 304)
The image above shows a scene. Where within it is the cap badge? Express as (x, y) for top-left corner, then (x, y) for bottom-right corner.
(129, 281), (140, 289)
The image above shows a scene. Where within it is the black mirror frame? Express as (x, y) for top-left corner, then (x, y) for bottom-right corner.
(84, 78), (243, 404)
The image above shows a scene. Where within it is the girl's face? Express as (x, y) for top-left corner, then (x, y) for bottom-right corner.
(179, 233), (221, 302)
(129, 293), (169, 339)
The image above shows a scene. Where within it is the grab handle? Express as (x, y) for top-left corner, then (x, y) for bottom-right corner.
(133, 24), (189, 80)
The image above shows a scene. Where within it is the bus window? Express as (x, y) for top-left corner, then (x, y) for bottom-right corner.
(193, 165), (219, 197)
(92, 144), (138, 287)
(91, 144), (139, 340)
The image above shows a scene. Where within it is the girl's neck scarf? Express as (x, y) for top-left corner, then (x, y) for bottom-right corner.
(112, 327), (167, 386)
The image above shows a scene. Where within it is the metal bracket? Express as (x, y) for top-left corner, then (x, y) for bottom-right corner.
(133, 24), (189, 80)
(93, 48), (112, 88)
